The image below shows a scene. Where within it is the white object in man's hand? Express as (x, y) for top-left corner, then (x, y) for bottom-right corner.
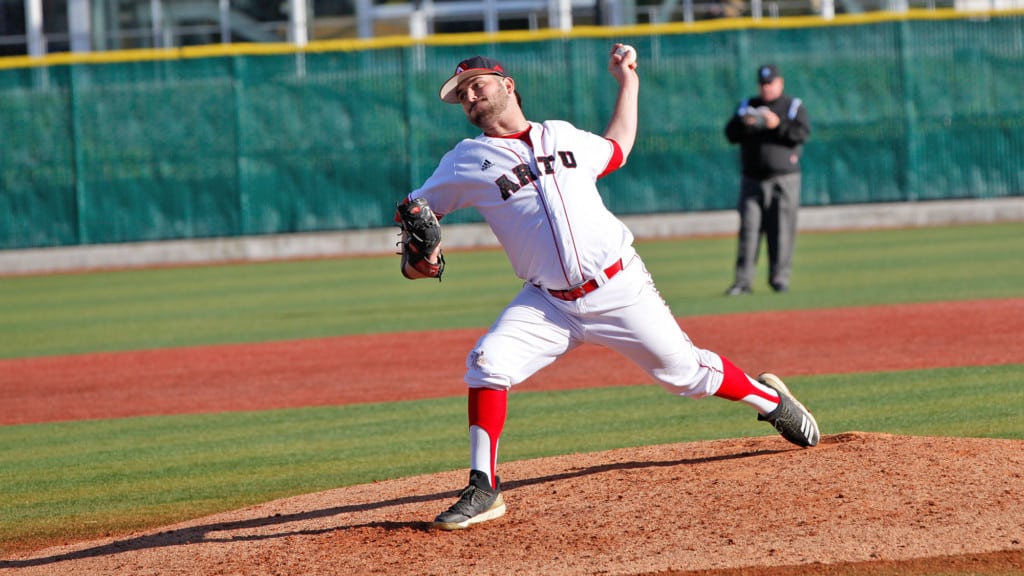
(614, 44), (637, 70)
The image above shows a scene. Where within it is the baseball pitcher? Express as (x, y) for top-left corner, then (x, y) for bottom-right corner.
(394, 45), (820, 531)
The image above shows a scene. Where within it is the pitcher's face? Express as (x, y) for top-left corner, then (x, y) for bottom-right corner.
(458, 75), (514, 128)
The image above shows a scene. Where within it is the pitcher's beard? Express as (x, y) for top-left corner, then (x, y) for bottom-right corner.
(468, 92), (510, 130)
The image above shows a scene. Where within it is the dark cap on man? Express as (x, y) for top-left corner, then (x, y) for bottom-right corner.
(439, 56), (510, 104)
(758, 64), (781, 84)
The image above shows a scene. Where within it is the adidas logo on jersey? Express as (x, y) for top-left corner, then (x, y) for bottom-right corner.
(480, 159), (494, 171)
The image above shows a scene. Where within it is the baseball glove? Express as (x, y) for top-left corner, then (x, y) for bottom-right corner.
(395, 197), (445, 281)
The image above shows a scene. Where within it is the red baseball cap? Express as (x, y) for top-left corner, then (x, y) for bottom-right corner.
(439, 56), (509, 104)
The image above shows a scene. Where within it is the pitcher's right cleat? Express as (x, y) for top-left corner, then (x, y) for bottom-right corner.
(757, 373), (820, 447)
(433, 470), (506, 530)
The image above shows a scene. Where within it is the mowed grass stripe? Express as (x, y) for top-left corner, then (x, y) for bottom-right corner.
(1, 222), (1023, 359)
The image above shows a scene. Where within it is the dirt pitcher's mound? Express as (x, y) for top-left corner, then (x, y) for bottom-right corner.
(4, 433), (1022, 576)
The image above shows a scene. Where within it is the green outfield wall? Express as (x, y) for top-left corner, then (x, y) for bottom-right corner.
(0, 10), (1021, 250)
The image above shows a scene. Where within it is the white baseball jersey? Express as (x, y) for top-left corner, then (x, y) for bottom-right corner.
(409, 120), (636, 291)
(408, 117), (727, 400)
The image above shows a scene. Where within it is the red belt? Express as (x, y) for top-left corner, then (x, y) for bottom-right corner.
(545, 259), (624, 301)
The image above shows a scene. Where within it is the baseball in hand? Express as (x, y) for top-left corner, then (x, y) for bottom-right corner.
(614, 45), (637, 70)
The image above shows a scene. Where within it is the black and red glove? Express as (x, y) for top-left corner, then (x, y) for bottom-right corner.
(395, 197), (444, 280)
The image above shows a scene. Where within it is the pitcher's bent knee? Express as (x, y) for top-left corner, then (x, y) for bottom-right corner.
(465, 348), (514, 389)
(651, 350), (723, 399)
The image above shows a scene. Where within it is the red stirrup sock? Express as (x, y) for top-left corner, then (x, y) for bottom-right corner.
(468, 386), (508, 489)
(713, 356), (780, 415)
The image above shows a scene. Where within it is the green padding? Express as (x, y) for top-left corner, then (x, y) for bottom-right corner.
(0, 15), (1021, 249)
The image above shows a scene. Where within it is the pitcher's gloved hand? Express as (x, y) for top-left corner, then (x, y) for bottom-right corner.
(395, 197), (444, 280)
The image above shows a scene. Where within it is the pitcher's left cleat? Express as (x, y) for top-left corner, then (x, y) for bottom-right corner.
(433, 470), (506, 530)
(757, 373), (820, 447)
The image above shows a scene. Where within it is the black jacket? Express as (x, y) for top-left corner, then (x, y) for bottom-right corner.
(724, 93), (810, 180)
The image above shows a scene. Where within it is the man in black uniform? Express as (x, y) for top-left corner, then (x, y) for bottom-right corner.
(724, 64), (810, 295)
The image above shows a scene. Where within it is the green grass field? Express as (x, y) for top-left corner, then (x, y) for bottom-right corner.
(1, 222), (1022, 555)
